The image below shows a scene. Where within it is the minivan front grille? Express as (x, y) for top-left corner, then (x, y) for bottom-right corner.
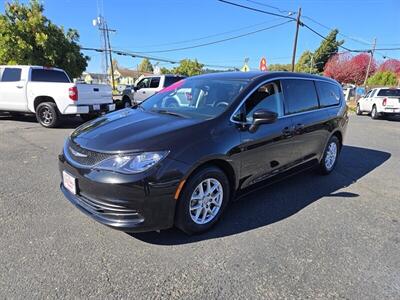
(65, 139), (111, 167)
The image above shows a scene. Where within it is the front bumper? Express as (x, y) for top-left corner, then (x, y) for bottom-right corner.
(58, 154), (189, 232)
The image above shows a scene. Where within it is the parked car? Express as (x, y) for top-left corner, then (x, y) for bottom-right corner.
(0, 66), (115, 127)
(128, 74), (186, 104)
(59, 71), (348, 234)
(356, 87), (400, 119)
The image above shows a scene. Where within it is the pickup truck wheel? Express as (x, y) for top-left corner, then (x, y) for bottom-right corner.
(371, 105), (380, 119)
(123, 99), (131, 108)
(36, 102), (60, 128)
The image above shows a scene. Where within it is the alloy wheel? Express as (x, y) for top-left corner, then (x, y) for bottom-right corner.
(189, 178), (223, 225)
(324, 142), (338, 170)
(39, 107), (53, 125)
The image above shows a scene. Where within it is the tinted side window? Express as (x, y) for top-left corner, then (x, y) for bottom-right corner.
(150, 77), (160, 88)
(244, 80), (284, 122)
(315, 81), (341, 107)
(282, 79), (319, 114)
(1, 68), (22, 82)
(164, 76), (183, 87)
(31, 69), (70, 83)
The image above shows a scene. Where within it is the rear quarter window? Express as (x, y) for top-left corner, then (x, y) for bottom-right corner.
(164, 76), (184, 87)
(1, 68), (22, 82)
(281, 79), (319, 114)
(315, 81), (341, 107)
(31, 69), (70, 83)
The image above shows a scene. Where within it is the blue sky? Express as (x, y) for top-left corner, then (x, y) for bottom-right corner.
(1, 0), (399, 73)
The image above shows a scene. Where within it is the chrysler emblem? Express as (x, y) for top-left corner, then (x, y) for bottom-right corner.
(69, 147), (88, 158)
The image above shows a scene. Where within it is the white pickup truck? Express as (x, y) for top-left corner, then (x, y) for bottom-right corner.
(0, 65), (115, 127)
(356, 87), (400, 119)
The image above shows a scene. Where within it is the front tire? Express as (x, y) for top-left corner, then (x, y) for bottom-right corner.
(319, 136), (340, 175)
(175, 166), (230, 235)
(36, 102), (60, 128)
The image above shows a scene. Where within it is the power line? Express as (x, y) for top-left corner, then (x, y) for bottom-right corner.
(302, 15), (371, 46)
(80, 47), (240, 70)
(217, 0), (296, 20)
(115, 18), (281, 49)
(128, 20), (293, 54)
(241, 0), (294, 14)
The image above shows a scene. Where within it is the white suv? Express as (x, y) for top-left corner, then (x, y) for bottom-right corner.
(356, 87), (400, 119)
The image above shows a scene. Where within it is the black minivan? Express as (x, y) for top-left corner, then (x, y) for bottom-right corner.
(59, 71), (348, 234)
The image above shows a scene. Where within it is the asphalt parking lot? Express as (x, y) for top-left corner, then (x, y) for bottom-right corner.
(0, 113), (399, 299)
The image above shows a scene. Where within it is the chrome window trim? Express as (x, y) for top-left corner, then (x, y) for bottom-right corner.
(230, 76), (342, 125)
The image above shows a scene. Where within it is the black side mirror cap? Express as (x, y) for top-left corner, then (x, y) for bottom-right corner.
(249, 109), (278, 133)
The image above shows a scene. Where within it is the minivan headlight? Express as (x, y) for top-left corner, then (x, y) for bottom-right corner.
(93, 151), (168, 174)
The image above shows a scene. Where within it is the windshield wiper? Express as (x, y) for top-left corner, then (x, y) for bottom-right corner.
(151, 109), (186, 118)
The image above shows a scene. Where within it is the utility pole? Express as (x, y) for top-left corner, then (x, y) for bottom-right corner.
(291, 7), (302, 72)
(363, 38), (376, 86)
(104, 22), (116, 91)
(93, 16), (116, 90)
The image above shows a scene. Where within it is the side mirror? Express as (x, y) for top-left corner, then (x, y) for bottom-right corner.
(133, 86), (139, 91)
(249, 109), (278, 133)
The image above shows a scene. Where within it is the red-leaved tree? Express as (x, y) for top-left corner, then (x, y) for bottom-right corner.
(324, 53), (377, 84)
(378, 59), (400, 76)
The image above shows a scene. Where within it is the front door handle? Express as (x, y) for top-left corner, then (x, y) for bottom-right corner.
(16, 85), (24, 89)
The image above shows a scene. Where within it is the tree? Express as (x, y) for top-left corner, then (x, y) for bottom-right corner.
(0, 0), (88, 78)
(172, 59), (204, 76)
(378, 59), (400, 76)
(138, 58), (153, 73)
(367, 71), (398, 86)
(312, 29), (344, 73)
(324, 52), (377, 85)
(324, 53), (353, 83)
(268, 63), (291, 71)
(160, 67), (172, 74)
(295, 51), (318, 73)
(348, 53), (377, 85)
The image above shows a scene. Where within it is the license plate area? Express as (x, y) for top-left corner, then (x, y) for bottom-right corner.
(93, 104), (100, 111)
(63, 171), (77, 194)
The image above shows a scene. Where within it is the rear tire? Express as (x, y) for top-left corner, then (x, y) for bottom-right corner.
(35, 102), (60, 128)
(319, 135), (340, 175)
(371, 105), (379, 119)
(175, 166), (230, 235)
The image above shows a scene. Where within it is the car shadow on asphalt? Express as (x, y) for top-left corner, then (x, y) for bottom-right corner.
(0, 113), (84, 129)
(131, 145), (391, 245)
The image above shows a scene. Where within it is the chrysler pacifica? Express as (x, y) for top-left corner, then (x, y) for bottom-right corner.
(59, 71), (348, 234)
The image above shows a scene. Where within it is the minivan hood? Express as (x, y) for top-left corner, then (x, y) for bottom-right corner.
(71, 108), (203, 152)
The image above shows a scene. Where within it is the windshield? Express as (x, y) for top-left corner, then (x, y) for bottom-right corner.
(139, 77), (249, 119)
(377, 89), (400, 97)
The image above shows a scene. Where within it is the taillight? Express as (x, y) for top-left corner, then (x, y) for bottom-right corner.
(382, 98), (387, 106)
(69, 86), (78, 101)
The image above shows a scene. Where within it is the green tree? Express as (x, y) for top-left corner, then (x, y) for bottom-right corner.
(138, 58), (153, 73)
(0, 0), (88, 78)
(367, 71), (398, 86)
(160, 67), (172, 74)
(294, 51), (318, 73)
(172, 59), (204, 76)
(268, 63), (291, 71)
(313, 29), (344, 73)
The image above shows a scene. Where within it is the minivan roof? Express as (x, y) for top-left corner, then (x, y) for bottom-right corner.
(192, 71), (339, 85)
